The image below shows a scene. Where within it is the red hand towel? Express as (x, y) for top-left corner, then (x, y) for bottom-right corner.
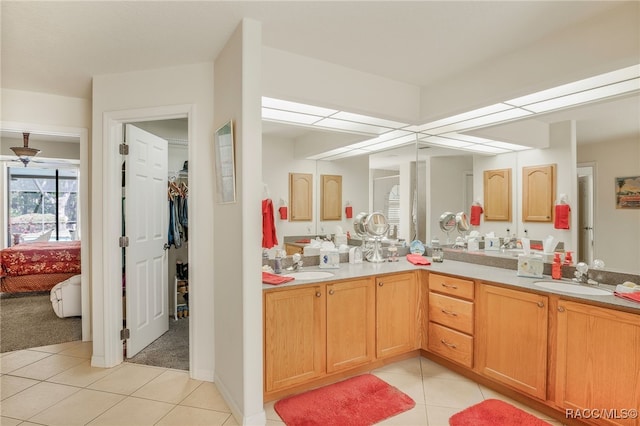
(406, 254), (431, 265)
(470, 205), (483, 226)
(262, 272), (295, 285)
(554, 204), (570, 229)
(614, 291), (640, 303)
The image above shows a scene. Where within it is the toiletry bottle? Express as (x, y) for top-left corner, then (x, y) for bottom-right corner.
(552, 253), (562, 280)
(563, 251), (573, 266)
(274, 253), (282, 274)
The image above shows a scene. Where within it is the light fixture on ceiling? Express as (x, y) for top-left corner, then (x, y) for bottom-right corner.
(11, 132), (41, 167)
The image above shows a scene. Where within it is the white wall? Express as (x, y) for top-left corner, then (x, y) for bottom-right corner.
(1, 137), (80, 160)
(1, 89), (91, 130)
(91, 63), (215, 378)
(262, 134), (369, 243)
(473, 121), (576, 251)
(578, 137), (640, 272)
(263, 47), (421, 124)
(213, 19), (265, 425)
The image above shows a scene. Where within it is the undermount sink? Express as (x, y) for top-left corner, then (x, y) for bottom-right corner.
(283, 271), (335, 280)
(533, 281), (612, 296)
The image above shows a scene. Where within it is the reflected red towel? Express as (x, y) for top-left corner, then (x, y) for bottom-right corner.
(470, 205), (483, 226)
(554, 204), (570, 229)
(295, 239), (311, 244)
(614, 291), (640, 303)
(262, 272), (295, 285)
(406, 254), (431, 265)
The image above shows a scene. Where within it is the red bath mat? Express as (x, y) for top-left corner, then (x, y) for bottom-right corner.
(274, 374), (415, 426)
(450, 398), (552, 426)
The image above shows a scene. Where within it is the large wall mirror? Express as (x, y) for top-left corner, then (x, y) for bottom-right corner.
(262, 91), (640, 275)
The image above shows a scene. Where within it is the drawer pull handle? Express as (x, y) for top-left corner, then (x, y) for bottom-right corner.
(441, 309), (458, 316)
(329, 289), (335, 295)
(441, 283), (458, 289)
(315, 292), (321, 297)
(537, 301), (545, 308)
(440, 339), (457, 349)
(558, 306), (565, 312)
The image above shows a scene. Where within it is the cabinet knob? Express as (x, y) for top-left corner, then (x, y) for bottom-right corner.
(537, 301), (545, 308)
(328, 289), (335, 295)
(378, 282), (384, 287)
(558, 306), (565, 312)
(315, 291), (321, 297)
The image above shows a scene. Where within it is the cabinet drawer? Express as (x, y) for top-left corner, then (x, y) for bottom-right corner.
(428, 322), (473, 368)
(429, 292), (473, 335)
(429, 273), (474, 300)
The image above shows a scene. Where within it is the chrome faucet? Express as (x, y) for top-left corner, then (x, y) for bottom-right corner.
(574, 262), (598, 286)
(292, 253), (303, 271)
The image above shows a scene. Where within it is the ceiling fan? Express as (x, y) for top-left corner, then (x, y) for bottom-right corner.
(8, 132), (74, 167)
(10, 132), (41, 166)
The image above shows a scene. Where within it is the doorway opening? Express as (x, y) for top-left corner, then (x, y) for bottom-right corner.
(121, 119), (190, 371)
(577, 164), (595, 266)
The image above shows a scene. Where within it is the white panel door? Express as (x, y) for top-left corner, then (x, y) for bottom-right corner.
(125, 124), (169, 357)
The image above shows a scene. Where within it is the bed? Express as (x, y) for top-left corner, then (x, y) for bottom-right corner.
(0, 241), (81, 293)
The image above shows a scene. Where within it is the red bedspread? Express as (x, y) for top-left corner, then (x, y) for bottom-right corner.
(1, 241), (81, 277)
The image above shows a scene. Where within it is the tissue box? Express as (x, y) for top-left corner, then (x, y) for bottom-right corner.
(485, 237), (500, 251)
(303, 246), (320, 256)
(319, 249), (340, 269)
(517, 254), (544, 278)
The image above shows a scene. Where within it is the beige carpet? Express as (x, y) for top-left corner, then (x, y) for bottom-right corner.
(1, 292), (81, 353)
(127, 317), (189, 371)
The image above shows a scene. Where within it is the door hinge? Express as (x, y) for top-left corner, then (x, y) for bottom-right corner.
(120, 328), (130, 340)
(119, 143), (129, 155)
(119, 236), (129, 248)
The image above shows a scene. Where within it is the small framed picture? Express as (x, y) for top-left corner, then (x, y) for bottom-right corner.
(214, 120), (236, 204)
(615, 176), (640, 209)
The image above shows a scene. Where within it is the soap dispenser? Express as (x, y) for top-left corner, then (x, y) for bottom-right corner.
(552, 253), (562, 280)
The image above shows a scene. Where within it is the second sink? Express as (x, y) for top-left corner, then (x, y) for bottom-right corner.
(283, 271), (335, 280)
(533, 281), (611, 296)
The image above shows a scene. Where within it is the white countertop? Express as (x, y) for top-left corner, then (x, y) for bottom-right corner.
(263, 257), (640, 313)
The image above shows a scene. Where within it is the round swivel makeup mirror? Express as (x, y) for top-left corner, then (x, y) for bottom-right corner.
(353, 211), (389, 263)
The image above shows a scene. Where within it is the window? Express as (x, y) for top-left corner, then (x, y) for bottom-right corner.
(7, 166), (79, 245)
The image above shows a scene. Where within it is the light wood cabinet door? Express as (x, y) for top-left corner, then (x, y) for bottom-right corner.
(476, 284), (548, 400)
(264, 285), (326, 393)
(376, 272), (419, 358)
(289, 173), (313, 221)
(321, 174), (342, 221)
(484, 168), (511, 221)
(522, 164), (556, 222)
(555, 301), (640, 426)
(326, 278), (375, 373)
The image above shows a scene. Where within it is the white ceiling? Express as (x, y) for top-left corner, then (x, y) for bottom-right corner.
(2, 1), (638, 151)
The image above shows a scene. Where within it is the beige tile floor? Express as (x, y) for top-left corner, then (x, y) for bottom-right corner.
(2, 341), (564, 426)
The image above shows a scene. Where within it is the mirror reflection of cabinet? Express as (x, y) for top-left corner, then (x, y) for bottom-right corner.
(321, 174), (342, 221)
(289, 173), (313, 221)
(484, 168), (512, 221)
(522, 164), (556, 222)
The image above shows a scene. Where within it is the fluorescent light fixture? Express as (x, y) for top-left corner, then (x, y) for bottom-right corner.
(420, 135), (473, 148)
(440, 133), (496, 144)
(506, 64), (640, 107)
(425, 108), (533, 134)
(521, 78), (640, 113)
(314, 118), (388, 135)
(348, 130), (413, 149)
(320, 148), (371, 161)
(262, 108), (322, 125)
(361, 134), (416, 151)
(416, 103), (512, 132)
(262, 96), (338, 116)
(461, 144), (509, 154)
(484, 141), (531, 151)
(332, 111), (409, 129)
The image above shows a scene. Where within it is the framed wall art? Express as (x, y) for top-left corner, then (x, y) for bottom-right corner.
(214, 120), (236, 204)
(615, 176), (640, 209)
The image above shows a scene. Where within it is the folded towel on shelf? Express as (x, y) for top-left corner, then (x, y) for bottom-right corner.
(406, 254), (431, 265)
(614, 291), (640, 303)
(262, 272), (295, 285)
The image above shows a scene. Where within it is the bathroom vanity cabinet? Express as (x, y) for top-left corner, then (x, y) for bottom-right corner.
(264, 264), (640, 424)
(522, 164), (556, 222)
(483, 168), (512, 221)
(476, 283), (548, 400)
(554, 301), (640, 426)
